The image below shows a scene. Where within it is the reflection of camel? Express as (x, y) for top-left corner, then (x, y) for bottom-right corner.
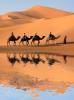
(7, 54), (20, 66)
(20, 54), (32, 65)
(31, 54), (45, 65)
(31, 35), (45, 45)
(46, 55), (60, 66)
(19, 36), (33, 45)
(7, 35), (20, 46)
(46, 35), (61, 44)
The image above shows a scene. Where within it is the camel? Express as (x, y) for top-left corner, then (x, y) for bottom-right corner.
(31, 35), (45, 45)
(46, 35), (61, 45)
(7, 35), (20, 46)
(19, 36), (33, 45)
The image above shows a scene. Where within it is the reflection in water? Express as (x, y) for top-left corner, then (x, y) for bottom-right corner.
(45, 54), (60, 66)
(7, 53), (20, 66)
(7, 53), (65, 66)
(0, 52), (74, 98)
(63, 55), (67, 64)
(31, 54), (45, 66)
(20, 54), (32, 66)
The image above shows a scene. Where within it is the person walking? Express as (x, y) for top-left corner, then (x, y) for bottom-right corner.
(64, 35), (67, 44)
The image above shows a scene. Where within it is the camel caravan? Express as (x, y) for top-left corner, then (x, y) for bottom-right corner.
(7, 32), (67, 46)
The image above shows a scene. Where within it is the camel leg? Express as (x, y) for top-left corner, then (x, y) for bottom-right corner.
(14, 41), (16, 46)
(26, 41), (29, 46)
(7, 41), (9, 46)
(31, 41), (34, 46)
(31, 41), (33, 45)
(19, 41), (24, 45)
(53, 40), (56, 45)
(27, 41), (29, 46)
(8, 41), (11, 46)
(38, 41), (40, 46)
(46, 39), (49, 45)
(22, 41), (25, 45)
(46, 39), (50, 45)
(19, 41), (21, 45)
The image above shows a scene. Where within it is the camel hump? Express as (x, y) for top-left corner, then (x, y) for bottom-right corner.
(9, 35), (16, 40)
(33, 35), (40, 39)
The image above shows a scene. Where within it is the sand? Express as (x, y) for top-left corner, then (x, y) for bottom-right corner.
(0, 5), (74, 95)
(0, 15), (74, 45)
(0, 44), (74, 56)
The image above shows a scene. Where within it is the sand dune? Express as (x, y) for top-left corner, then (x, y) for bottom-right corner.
(24, 5), (72, 19)
(0, 14), (74, 45)
(0, 5), (72, 28)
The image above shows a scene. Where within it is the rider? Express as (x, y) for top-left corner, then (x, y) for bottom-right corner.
(49, 32), (55, 39)
(34, 33), (39, 37)
(11, 32), (16, 39)
(23, 33), (28, 39)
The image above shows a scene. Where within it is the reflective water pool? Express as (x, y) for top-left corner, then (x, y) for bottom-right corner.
(0, 53), (74, 100)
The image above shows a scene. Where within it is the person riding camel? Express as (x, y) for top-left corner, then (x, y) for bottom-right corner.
(11, 32), (16, 40)
(35, 33), (39, 37)
(33, 33), (39, 39)
(23, 33), (28, 39)
(49, 32), (55, 39)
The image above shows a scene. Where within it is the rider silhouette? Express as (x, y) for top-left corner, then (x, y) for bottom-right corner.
(32, 33), (39, 40)
(49, 32), (55, 39)
(11, 32), (16, 39)
(23, 33), (28, 39)
(34, 33), (39, 37)
(64, 35), (67, 44)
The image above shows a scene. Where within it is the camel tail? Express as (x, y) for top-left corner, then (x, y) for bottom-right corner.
(7, 40), (9, 46)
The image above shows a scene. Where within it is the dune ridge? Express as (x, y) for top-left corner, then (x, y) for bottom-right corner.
(0, 5), (73, 27)
(0, 6), (74, 45)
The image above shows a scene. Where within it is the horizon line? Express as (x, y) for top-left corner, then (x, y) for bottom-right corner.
(0, 5), (74, 15)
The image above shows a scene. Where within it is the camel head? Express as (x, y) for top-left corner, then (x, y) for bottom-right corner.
(55, 35), (61, 39)
(30, 36), (33, 38)
(16, 36), (21, 40)
(41, 36), (45, 40)
(29, 36), (33, 40)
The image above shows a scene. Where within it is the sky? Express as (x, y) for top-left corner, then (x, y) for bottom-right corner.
(0, 0), (74, 14)
(0, 86), (74, 100)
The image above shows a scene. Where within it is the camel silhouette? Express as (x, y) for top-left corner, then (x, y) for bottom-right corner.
(31, 54), (45, 65)
(7, 35), (20, 46)
(19, 36), (33, 45)
(31, 35), (45, 45)
(46, 35), (61, 44)
(20, 54), (32, 65)
(46, 55), (60, 66)
(7, 54), (20, 66)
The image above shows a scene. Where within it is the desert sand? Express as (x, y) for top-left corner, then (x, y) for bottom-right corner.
(0, 44), (74, 56)
(0, 5), (74, 95)
(0, 5), (74, 45)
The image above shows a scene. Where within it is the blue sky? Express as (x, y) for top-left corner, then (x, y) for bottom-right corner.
(0, 86), (74, 100)
(0, 0), (74, 14)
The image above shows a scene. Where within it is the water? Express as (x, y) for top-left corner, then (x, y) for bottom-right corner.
(0, 53), (74, 100)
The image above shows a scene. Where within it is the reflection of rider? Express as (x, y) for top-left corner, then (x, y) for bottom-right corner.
(7, 54), (20, 66)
